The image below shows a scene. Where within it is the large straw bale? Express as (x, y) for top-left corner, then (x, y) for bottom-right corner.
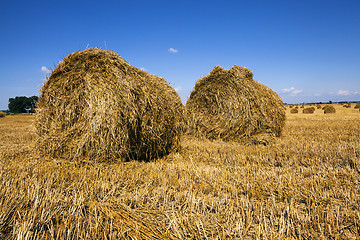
(0, 111), (5, 117)
(186, 66), (285, 145)
(354, 103), (360, 109)
(36, 48), (185, 161)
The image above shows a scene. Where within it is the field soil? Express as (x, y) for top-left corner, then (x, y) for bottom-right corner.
(1, 104), (359, 239)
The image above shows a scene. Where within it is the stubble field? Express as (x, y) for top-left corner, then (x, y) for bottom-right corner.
(0, 104), (359, 239)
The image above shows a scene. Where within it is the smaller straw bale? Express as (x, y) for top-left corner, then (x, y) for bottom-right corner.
(316, 104), (322, 109)
(290, 108), (298, 114)
(324, 106), (336, 114)
(354, 103), (360, 109)
(186, 65), (285, 144)
(303, 107), (315, 114)
(0, 111), (5, 117)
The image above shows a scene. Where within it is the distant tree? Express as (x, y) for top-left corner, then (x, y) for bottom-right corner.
(28, 96), (38, 112)
(8, 96), (38, 113)
(329, 100), (332, 104)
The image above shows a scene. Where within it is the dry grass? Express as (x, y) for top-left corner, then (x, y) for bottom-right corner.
(1, 104), (360, 239)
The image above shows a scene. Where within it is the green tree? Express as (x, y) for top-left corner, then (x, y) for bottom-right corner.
(8, 96), (38, 113)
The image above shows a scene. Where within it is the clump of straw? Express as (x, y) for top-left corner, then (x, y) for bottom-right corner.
(324, 106), (336, 114)
(303, 107), (315, 114)
(290, 108), (298, 114)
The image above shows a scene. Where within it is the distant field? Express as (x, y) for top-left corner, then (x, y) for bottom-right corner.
(0, 104), (359, 239)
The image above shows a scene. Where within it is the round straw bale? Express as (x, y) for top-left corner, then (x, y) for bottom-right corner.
(36, 48), (185, 161)
(354, 103), (360, 109)
(303, 107), (315, 114)
(324, 105), (336, 114)
(185, 66), (285, 145)
(316, 104), (322, 109)
(290, 108), (298, 114)
(0, 111), (5, 117)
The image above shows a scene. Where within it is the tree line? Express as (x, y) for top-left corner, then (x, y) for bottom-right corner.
(8, 96), (38, 113)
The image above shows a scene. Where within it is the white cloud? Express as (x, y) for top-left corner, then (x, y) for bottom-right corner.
(140, 67), (147, 72)
(174, 86), (182, 92)
(168, 48), (178, 53)
(282, 87), (295, 93)
(281, 87), (303, 96)
(333, 90), (360, 96)
(336, 90), (351, 96)
(41, 66), (51, 74)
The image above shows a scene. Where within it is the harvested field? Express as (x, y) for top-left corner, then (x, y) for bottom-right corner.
(1, 104), (360, 239)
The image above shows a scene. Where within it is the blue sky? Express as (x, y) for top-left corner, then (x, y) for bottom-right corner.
(1, 0), (360, 109)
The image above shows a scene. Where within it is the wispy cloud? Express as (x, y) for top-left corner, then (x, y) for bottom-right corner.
(140, 67), (147, 72)
(281, 87), (303, 96)
(168, 48), (178, 53)
(41, 66), (51, 74)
